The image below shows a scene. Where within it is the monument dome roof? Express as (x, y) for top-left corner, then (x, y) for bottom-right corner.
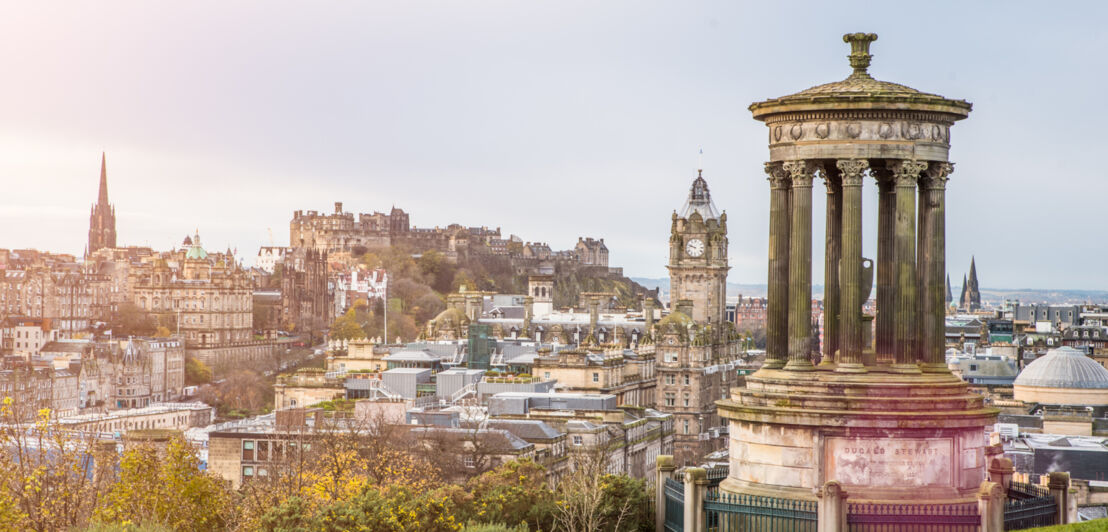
(749, 33), (971, 121)
(1013, 347), (1108, 390)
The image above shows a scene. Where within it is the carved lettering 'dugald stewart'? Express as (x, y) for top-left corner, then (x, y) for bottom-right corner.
(717, 33), (997, 504)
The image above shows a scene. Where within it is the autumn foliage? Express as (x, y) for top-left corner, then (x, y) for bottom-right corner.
(0, 400), (651, 532)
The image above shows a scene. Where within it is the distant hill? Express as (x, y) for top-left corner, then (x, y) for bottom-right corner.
(632, 277), (1108, 306)
(631, 277), (779, 300)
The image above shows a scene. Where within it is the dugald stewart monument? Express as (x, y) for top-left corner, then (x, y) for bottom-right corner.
(717, 33), (998, 504)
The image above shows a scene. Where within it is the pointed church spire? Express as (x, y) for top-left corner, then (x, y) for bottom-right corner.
(97, 152), (110, 206)
(89, 152), (117, 253)
(945, 274), (953, 305)
(959, 273), (969, 310)
(966, 256), (981, 311)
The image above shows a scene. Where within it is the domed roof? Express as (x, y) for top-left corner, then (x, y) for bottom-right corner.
(432, 307), (468, 327)
(657, 310), (692, 329)
(749, 33), (971, 120)
(1014, 347), (1108, 390)
(184, 230), (207, 260)
(679, 171), (720, 221)
(185, 245), (208, 260)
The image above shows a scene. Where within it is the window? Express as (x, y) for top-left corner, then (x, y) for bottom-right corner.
(665, 375), (675, 385)
(664, 393), (675, 407)
(573, 435), (583, 446)
(242, 440), (254, 461)
(464, 456), (476, 469)
(683, 420), (689, 434)
(242, 466), (254, 478)
(592, 372), (599, 383)
(684, 375), (690, 385)
(257, 441), (269, 461)
(683, 394), (690, 407)
(969, 364), (978, 372)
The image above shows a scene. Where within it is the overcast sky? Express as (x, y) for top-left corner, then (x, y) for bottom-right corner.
(2, 2), (1106, 290)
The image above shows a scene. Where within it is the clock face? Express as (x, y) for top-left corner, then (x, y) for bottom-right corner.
(685, 238), (705, 257)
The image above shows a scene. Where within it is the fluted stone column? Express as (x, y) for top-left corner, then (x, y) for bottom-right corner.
(764, 163), (791, 370)
(836, 159), (868, 372)
(821, 167), (842, 367)
(920, 162), (953, 372)
(874, 169), (896, 364)
(890, 159), (928, 373)
(784, 160), (815, 371)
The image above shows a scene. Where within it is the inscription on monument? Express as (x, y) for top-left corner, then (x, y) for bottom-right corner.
(824, 437), (953, 488)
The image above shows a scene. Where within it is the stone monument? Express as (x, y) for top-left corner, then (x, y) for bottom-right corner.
(717, 33), (998, 503)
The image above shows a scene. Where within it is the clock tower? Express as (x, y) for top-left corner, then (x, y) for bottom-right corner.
(667, 170), (729, 325)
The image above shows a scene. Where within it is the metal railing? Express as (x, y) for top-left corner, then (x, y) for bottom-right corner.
(451, 383), (477, 404)
(1004, 482), (1057, 530)
(704, 490), (817, 532)
(846, 501), (978, 531)
(663, 477), (684, 532)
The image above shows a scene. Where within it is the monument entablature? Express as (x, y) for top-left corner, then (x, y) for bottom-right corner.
(717, 32), (997, 505)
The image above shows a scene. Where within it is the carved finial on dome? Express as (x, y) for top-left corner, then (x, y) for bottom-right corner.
(843, 33), (878, 78)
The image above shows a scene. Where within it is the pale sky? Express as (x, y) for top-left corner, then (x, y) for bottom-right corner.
(2, 2), (1106, 289)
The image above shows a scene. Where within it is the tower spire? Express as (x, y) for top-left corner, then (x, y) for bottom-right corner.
(98, 152), (109, 206)
(88, 152), (117, 253)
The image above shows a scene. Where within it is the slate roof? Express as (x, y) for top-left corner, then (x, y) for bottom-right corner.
(486, 419), (563, 441)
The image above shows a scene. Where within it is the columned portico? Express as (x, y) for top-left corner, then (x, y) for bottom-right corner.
(783, 160), (815, 371)
(821, 167), (842, 367)
(836, 158), (867, 372)
(721, 32), (997, 506)
(763, 163), (791, 370)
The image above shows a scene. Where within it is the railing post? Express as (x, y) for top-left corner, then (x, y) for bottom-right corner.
(684, 467), (706, 532)
(656, 455), (674, 532)
(816, 480), (847, 532)
(1048, 471), (1073, 524)
(978, 481), (1004, 532)
(988, 457), (1014, 493)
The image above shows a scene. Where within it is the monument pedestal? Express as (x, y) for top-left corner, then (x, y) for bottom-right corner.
(717, 367), (997, 503)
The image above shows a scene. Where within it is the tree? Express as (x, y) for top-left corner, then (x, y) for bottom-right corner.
(329, 309), (366, 341)
(94, 437), (231, 531)
(110, 302), (156, 337)
(0, 402), (111, 531)
(552, 450), (647, 532)
(462, 459), (555, 531)
(184, 357), (212, 385)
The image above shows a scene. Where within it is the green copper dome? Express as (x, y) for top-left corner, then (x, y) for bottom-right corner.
(184, 231), (208, 260)
(185, 245), (208, 260)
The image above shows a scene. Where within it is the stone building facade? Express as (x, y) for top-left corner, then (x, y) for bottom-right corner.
(654, 171), (742, 467)
(129, 233), (253, 348)
(280, 248), (331, 339)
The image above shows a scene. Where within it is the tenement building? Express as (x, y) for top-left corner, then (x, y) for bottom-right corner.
(717, 34), (997, 505)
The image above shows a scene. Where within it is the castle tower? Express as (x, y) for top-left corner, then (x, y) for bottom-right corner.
(666, 170), (729, 325)
(88, 153), (117, 253)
